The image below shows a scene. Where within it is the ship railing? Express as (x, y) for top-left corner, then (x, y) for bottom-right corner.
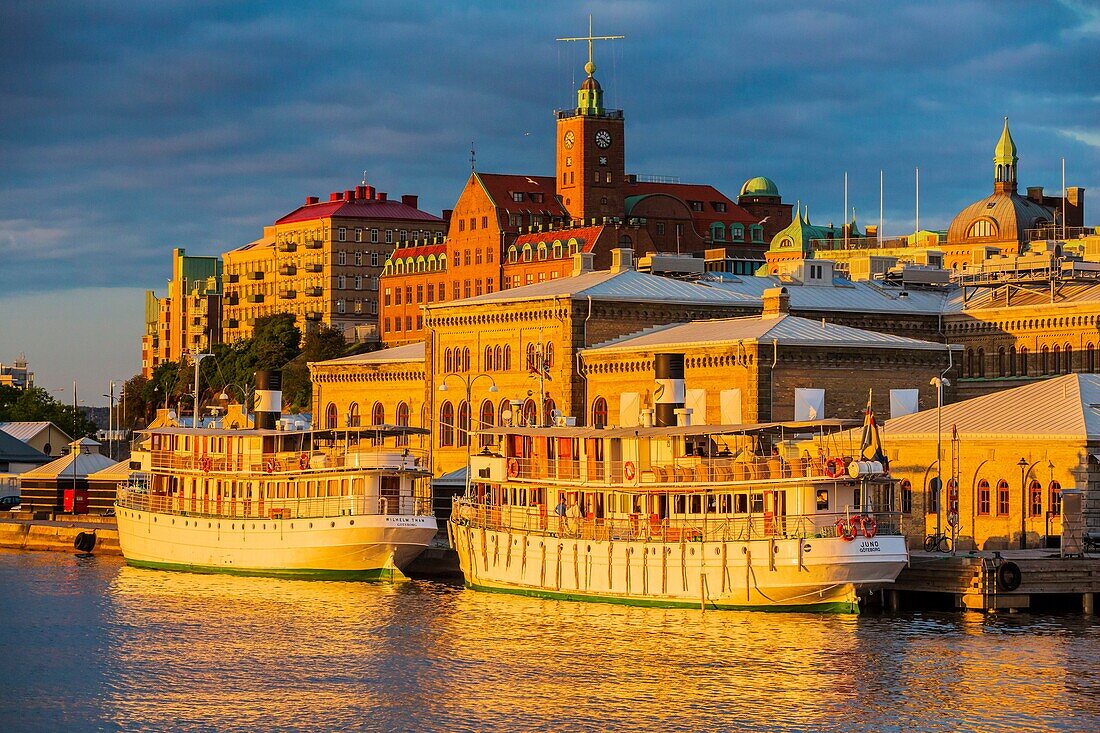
(148, 448), (429, 475)
(451, 497), (900, 542)
(116, 487), (433, 520)
(505, 454), (857, 486)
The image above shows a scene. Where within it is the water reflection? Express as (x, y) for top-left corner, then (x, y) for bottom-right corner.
(1, 551), (1098, 733)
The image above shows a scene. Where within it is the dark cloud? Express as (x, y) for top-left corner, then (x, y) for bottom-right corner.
(1, 0), (1098, 295)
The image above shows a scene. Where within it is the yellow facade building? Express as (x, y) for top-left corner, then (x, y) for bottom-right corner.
(222, 184), (444, 344)
(141, 248), (222, 377)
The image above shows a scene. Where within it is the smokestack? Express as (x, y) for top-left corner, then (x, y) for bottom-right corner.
(254, 370), (282, 430)
(653, 353), (685, 428)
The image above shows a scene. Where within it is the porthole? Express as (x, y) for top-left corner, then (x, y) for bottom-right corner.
(330, 521), (336, 528)
(741, 546), (747, 555)
(153, 517), (157, 523)
(773, 545), (780, 554)
(252, 524), (256, 530)
(291, 523), (295, 529)
(715, 548), (721, 556)
(309, 523), (313, 529)
(208, 523), (211, 528)
(690, 548), (695, 556)
(587, 545), (591, 552)
(349, 520), (354, 526)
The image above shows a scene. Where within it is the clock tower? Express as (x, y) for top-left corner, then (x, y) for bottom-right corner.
(555, 31), (625, 224)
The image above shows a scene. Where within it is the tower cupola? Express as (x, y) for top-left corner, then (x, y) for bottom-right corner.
(994, 116), (1018, 193)
(578, 60), (604, 116)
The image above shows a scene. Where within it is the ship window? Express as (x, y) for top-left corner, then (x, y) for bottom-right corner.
(816, 489), (829, 510)
(673, 495), (686, 514)
(718, 494), (731, 513)
(689, 495), (702, 514)
(750, 493), (764, 513)
(734, 494), (748, 513)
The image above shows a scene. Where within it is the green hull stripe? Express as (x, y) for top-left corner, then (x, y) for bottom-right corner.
(465, 581), (858, 614)
(125, 558), (408, 582)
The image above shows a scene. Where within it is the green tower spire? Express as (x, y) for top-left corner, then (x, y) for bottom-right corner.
(994, 116), (1018, 191)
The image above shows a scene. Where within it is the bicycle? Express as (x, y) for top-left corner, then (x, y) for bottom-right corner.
(924, 532), (953, 553)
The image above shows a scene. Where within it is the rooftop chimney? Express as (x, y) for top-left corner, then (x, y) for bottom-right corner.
(442, 209), (453, 223)
(356, 185), (367, 199)
(329, 192), (341, 202)
(305, 196), (319, 205)
(609, 248), (634, 274)
(344, 189), (354, 201)
(366, 185), (376, 199)
(762, 286), (790, 318)
(401, 194), (419, 209)
(572, 251), (595, 276)
(377, 192), (388, 202)
(1027, 186), (1044, 203)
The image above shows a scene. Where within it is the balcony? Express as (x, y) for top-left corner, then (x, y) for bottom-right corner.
(278, 242), (297, 252)
(279, 264), (297, 276)
(226, 319), (239, 329)
(248, 271), (264, 280)
(246, 294), (264, 304)
(225, 295), (239, 306)
(305, 263), (323, 273)
(305, 311), (322, 321)
(227, 274), (239, 284)
(279, 289), (296, 299)
(304, 286), (323, 297)
(305, 239), (323, 249)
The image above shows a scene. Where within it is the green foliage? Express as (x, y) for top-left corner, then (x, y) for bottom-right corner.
(252, 314), (301, 371)
(0, 385), (98, 439)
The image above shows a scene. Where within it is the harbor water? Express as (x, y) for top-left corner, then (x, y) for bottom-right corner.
(1, 550), (1097, 732)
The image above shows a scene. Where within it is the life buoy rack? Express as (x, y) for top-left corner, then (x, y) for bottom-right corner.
(836, 517), (857, 541)
(824, 457), (845, 478)
(264, 459), (275, 474)
(506, 458), (519, 478)
(200, 456), (213, 473)
(624, 461), (637, 482)
(861, 515), (878, 539)
(299, 453), (310, 470)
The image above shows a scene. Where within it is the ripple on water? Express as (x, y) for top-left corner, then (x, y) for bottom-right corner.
(0, 551), (1098, 733)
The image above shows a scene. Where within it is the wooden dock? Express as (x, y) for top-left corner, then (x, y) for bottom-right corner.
(891, 550), (1099, 614)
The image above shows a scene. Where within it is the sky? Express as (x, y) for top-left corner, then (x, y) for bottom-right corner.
(1, 1), (1098, 404)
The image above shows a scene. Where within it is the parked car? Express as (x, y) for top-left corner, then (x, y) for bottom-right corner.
(0, 495), (22, 511)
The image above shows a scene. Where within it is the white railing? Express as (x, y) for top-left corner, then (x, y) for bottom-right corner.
(148, 447), (429, 476)
(116, 487), (433, 520)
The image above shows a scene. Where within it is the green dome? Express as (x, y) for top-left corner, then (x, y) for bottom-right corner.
(740, 176), (780, 198)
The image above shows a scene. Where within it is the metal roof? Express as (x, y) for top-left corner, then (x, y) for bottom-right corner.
(0, 421), (72, 444)
(21, 445), (117, 479)
(312, 341), (425, 367)
(884, 373), (1100, 440)
(432, 268), (759, 308)
(0, 429), (50, 464)
(706, 275), (950, 316)
(586, 313), (955, 354)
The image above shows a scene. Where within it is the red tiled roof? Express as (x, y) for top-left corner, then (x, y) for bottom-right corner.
(512, 225), (604, 251)
(387, 242), (447, 260)
(625, 181), (757, 226)
(476, 173), (568, 216)
(276, 199), (443, 225)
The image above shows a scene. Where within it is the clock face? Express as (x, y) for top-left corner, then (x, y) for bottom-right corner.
(563, 130), (575, 149)
(595, 129), (612, 149)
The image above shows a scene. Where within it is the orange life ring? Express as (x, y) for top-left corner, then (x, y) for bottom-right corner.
(264, 459), (275, 474)
(299, 453), (309, 470)
(200, 456), (212, 473)
(624, 461), (636, 481)
(824, 458), (843, 478)
(836, 517), (856, 541)
(861, 515), (878, 539)
(507, 458), (519, 477)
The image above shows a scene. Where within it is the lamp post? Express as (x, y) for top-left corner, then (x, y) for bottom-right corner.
(439, 373), (498, 495)
(930, 376), (951, 540)
(1018, 456), (1030, 550)
(102, 381), (116, 460)
(190, 353), (212, 434)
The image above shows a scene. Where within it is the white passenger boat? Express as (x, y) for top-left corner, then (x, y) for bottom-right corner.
(116, 371), (436, 580)
(450, 414), (909, 613)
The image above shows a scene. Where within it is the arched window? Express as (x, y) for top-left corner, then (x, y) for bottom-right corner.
(1009, 345), (1017, 376)
(543, 397), (556, 422)
(544, 342), (554, 368)
(498, 398), (512, 427)
(553, 241), (563, 258)
(537, 243), (548, 261)
(967, 219), (996, 238)
(372, 402), (384, 426)
(494, 345), (502, 371)
(750, 224), (764, 242)
(996, 480), (1010, 516)
(348, 402), (360, 427)
(457, 401), (470, 447)
(1088, 343), (1096, 373)
(1040, 346), (1050, 374)
(507, 246), (518, 263)
(997, 348), (1006, 377)
(978, 480), (991, 515)
(901, 479), (913, 514)
(1053, 345), (1061, 374)
(503, 344), (511, 371)
(462, 347), (471, 372)
(479, 399), (495, 448)
(395, 402), (410, 447)
(522, 244), (533, 262)
(484, 346), (493, 371)
(710, 222), (726, 241)
(439, 401), (454, 447)
(1050, 481), (1062, 517)
(1064, 343), (1073, 373)
(591, 397), (608, 428)
(526, 343), (537, 373)
(326, 402), (337, 429)
(1020, 347), (1029, 376)
(444, 348), (453, 373)
(730, 223), (745, 242)
(966, 349), (974, 377)
(521, 398), (537, 426)
(947, 479), (959, 513)
(976, 348), (985, 378)
(928, 478), (940, 515)
(1029, 480), (1043, 517)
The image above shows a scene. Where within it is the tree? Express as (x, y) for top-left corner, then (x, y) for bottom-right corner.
(252, 314), (301, 370)
(0, 385), (97, 439)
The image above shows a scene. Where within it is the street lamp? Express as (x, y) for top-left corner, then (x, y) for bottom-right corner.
(1018, 456), (1030, 550)
(930, 375), (951, 541)
(439, 373), (498, 494)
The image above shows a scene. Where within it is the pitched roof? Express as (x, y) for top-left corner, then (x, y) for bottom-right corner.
(511, 225), (604, 250)
(432, 268), (759, 308)
(21, 439), (116, 479)
(386, 242), (447, 261)
(0, 429), (50, 464)
(0, 422), (71, 445)
(586, 313), (951, 354)
(312, 341), (425, 367)
(625, 181), (757, 225)
(276, 198), (443, 225)
(475, 173), (567, 217)
(884, 373), (1100, 440)
(707, 274), (949, 315)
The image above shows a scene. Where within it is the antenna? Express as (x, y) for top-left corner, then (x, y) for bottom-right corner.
(557, 15), (624, 74)
(361, 169), (368, 186)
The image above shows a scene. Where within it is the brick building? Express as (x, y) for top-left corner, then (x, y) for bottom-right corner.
(223, 183), (444, 344)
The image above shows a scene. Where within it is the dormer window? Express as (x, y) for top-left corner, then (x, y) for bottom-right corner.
(713, 202), (727, 213)
(512, 192), (525, 203)
(689, 201), (704, 212)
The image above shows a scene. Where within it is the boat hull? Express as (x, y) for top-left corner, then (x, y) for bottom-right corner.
(451, 522), (908, 613)
(116, 506), (437, 580)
